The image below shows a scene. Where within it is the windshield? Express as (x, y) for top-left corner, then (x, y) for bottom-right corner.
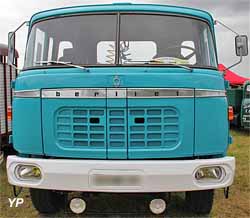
(24, 14), (217, 68)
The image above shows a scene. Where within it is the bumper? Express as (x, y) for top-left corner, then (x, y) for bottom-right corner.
(7, 155), (235, 193)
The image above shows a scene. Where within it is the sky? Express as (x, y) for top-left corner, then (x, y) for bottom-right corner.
(0, 0), (249, 77)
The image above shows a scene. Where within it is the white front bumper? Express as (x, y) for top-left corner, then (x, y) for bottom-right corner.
(7, 155), (235, 193)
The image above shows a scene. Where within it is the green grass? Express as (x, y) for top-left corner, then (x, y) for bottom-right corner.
(0, 130), (249, 217)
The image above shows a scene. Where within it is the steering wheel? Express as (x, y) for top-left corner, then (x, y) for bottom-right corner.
(162, 45), (196, 60)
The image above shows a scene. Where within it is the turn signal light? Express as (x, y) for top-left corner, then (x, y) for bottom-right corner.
(7, 106), (12, 121)
(228, 106), (234, 121)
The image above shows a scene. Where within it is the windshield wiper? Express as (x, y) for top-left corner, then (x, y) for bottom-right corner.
(35, 60), (86, 70)
(125, 60), (193, 72)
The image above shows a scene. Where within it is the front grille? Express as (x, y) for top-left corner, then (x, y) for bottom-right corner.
(107, 108), (127, 148)
(56, 108), (106, 148)
(128, 107), (179, 149)
(55, 107), (180, 151)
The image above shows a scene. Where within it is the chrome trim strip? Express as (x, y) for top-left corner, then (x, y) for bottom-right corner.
(127, 88), (194, 98)
(107, 88), (127, 98)
(195, 89), (226, 98)
(42, 88), (106, 98)
(33, 88), (226, 99)
(14, 90), (40, 98)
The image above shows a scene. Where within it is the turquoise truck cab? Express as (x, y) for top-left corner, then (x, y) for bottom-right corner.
(7, 3), (236, 215)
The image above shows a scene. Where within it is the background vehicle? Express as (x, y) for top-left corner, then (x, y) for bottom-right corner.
(6, 3), (248, 215)
(219, 64), (250, 129)
(0, 43), (18, 159)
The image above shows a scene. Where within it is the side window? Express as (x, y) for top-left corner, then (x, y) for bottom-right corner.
(57, 41), (73, 61)
(181, 41), (196, 65)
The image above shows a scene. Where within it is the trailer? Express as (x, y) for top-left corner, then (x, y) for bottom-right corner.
(0, 43), (18, 151)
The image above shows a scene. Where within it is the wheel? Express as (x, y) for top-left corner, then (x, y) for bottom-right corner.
(30, 188), (67, 214)
(185, 190), (214, 215)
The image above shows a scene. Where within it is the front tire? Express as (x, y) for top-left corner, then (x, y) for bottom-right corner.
(30, 188), (67, 214)
(185, 190), (214, 215)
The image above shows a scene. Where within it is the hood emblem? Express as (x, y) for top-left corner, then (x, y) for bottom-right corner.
(113, 75), (121, 87)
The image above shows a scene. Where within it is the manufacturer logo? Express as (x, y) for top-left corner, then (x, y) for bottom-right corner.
(113, 75), (121, 87)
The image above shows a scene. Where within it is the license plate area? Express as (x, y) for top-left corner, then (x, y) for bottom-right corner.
(89, 170), (143, 190)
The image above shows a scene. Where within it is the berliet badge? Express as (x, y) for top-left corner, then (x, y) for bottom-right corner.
(113, 75), (121, 87)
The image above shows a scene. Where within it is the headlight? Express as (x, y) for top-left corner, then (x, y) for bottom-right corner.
(195, 166), (224, 182)
(246, 85), (250, 92)
(15, 165), (42, 180)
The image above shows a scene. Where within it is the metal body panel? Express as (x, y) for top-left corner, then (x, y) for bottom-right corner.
(195, 97), (229, 155)
(42, 99), (107, 158)
(13, 98), (43, 154)
(16, 68), (225, 90)
(13, 67), (229, 158)
(30, 4), (215, 30)
(127, 99), (194, 158)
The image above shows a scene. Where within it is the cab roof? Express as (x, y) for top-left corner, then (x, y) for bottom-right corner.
(30, 3), (214, 27)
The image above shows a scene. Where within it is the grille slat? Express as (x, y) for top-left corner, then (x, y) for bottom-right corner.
(128, 107), (180, 149)
(55, 106), (180, 153)
(108, 109), (127, 149)
(56, 108), (106, 148)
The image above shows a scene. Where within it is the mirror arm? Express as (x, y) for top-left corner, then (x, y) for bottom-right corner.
(214, 20), (239, 36)
(11, 21), (29, 37)
(8, 21), (29, 69)
(224, 55), (242, 71)
(223, 48), (243, 72)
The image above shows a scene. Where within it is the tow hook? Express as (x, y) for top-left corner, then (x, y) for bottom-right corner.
(224, 187), (230, 199)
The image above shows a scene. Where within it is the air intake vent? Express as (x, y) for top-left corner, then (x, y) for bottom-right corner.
(128, 107), (179, 149)
(56, 108), (106, 148)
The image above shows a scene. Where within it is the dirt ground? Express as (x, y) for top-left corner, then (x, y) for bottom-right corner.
(0, 129), (249, 218)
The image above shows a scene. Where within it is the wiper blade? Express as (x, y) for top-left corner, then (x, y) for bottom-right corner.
(35, 60), (86, 70)
(125, 59), (193, 72)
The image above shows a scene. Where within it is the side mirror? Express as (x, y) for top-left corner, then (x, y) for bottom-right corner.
(8, 32), (15, 65)
(235, 35), (248, 56)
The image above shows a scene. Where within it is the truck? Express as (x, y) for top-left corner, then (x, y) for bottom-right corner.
(227, 81), (250, 129)
(6, 3), (248, 215)
(0, 43), (18, 162)
(218, 64), (250, 129)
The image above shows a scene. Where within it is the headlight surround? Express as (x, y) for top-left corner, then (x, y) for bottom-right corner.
(15, 164), (42, 181)
(194, 166), (225, 183)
